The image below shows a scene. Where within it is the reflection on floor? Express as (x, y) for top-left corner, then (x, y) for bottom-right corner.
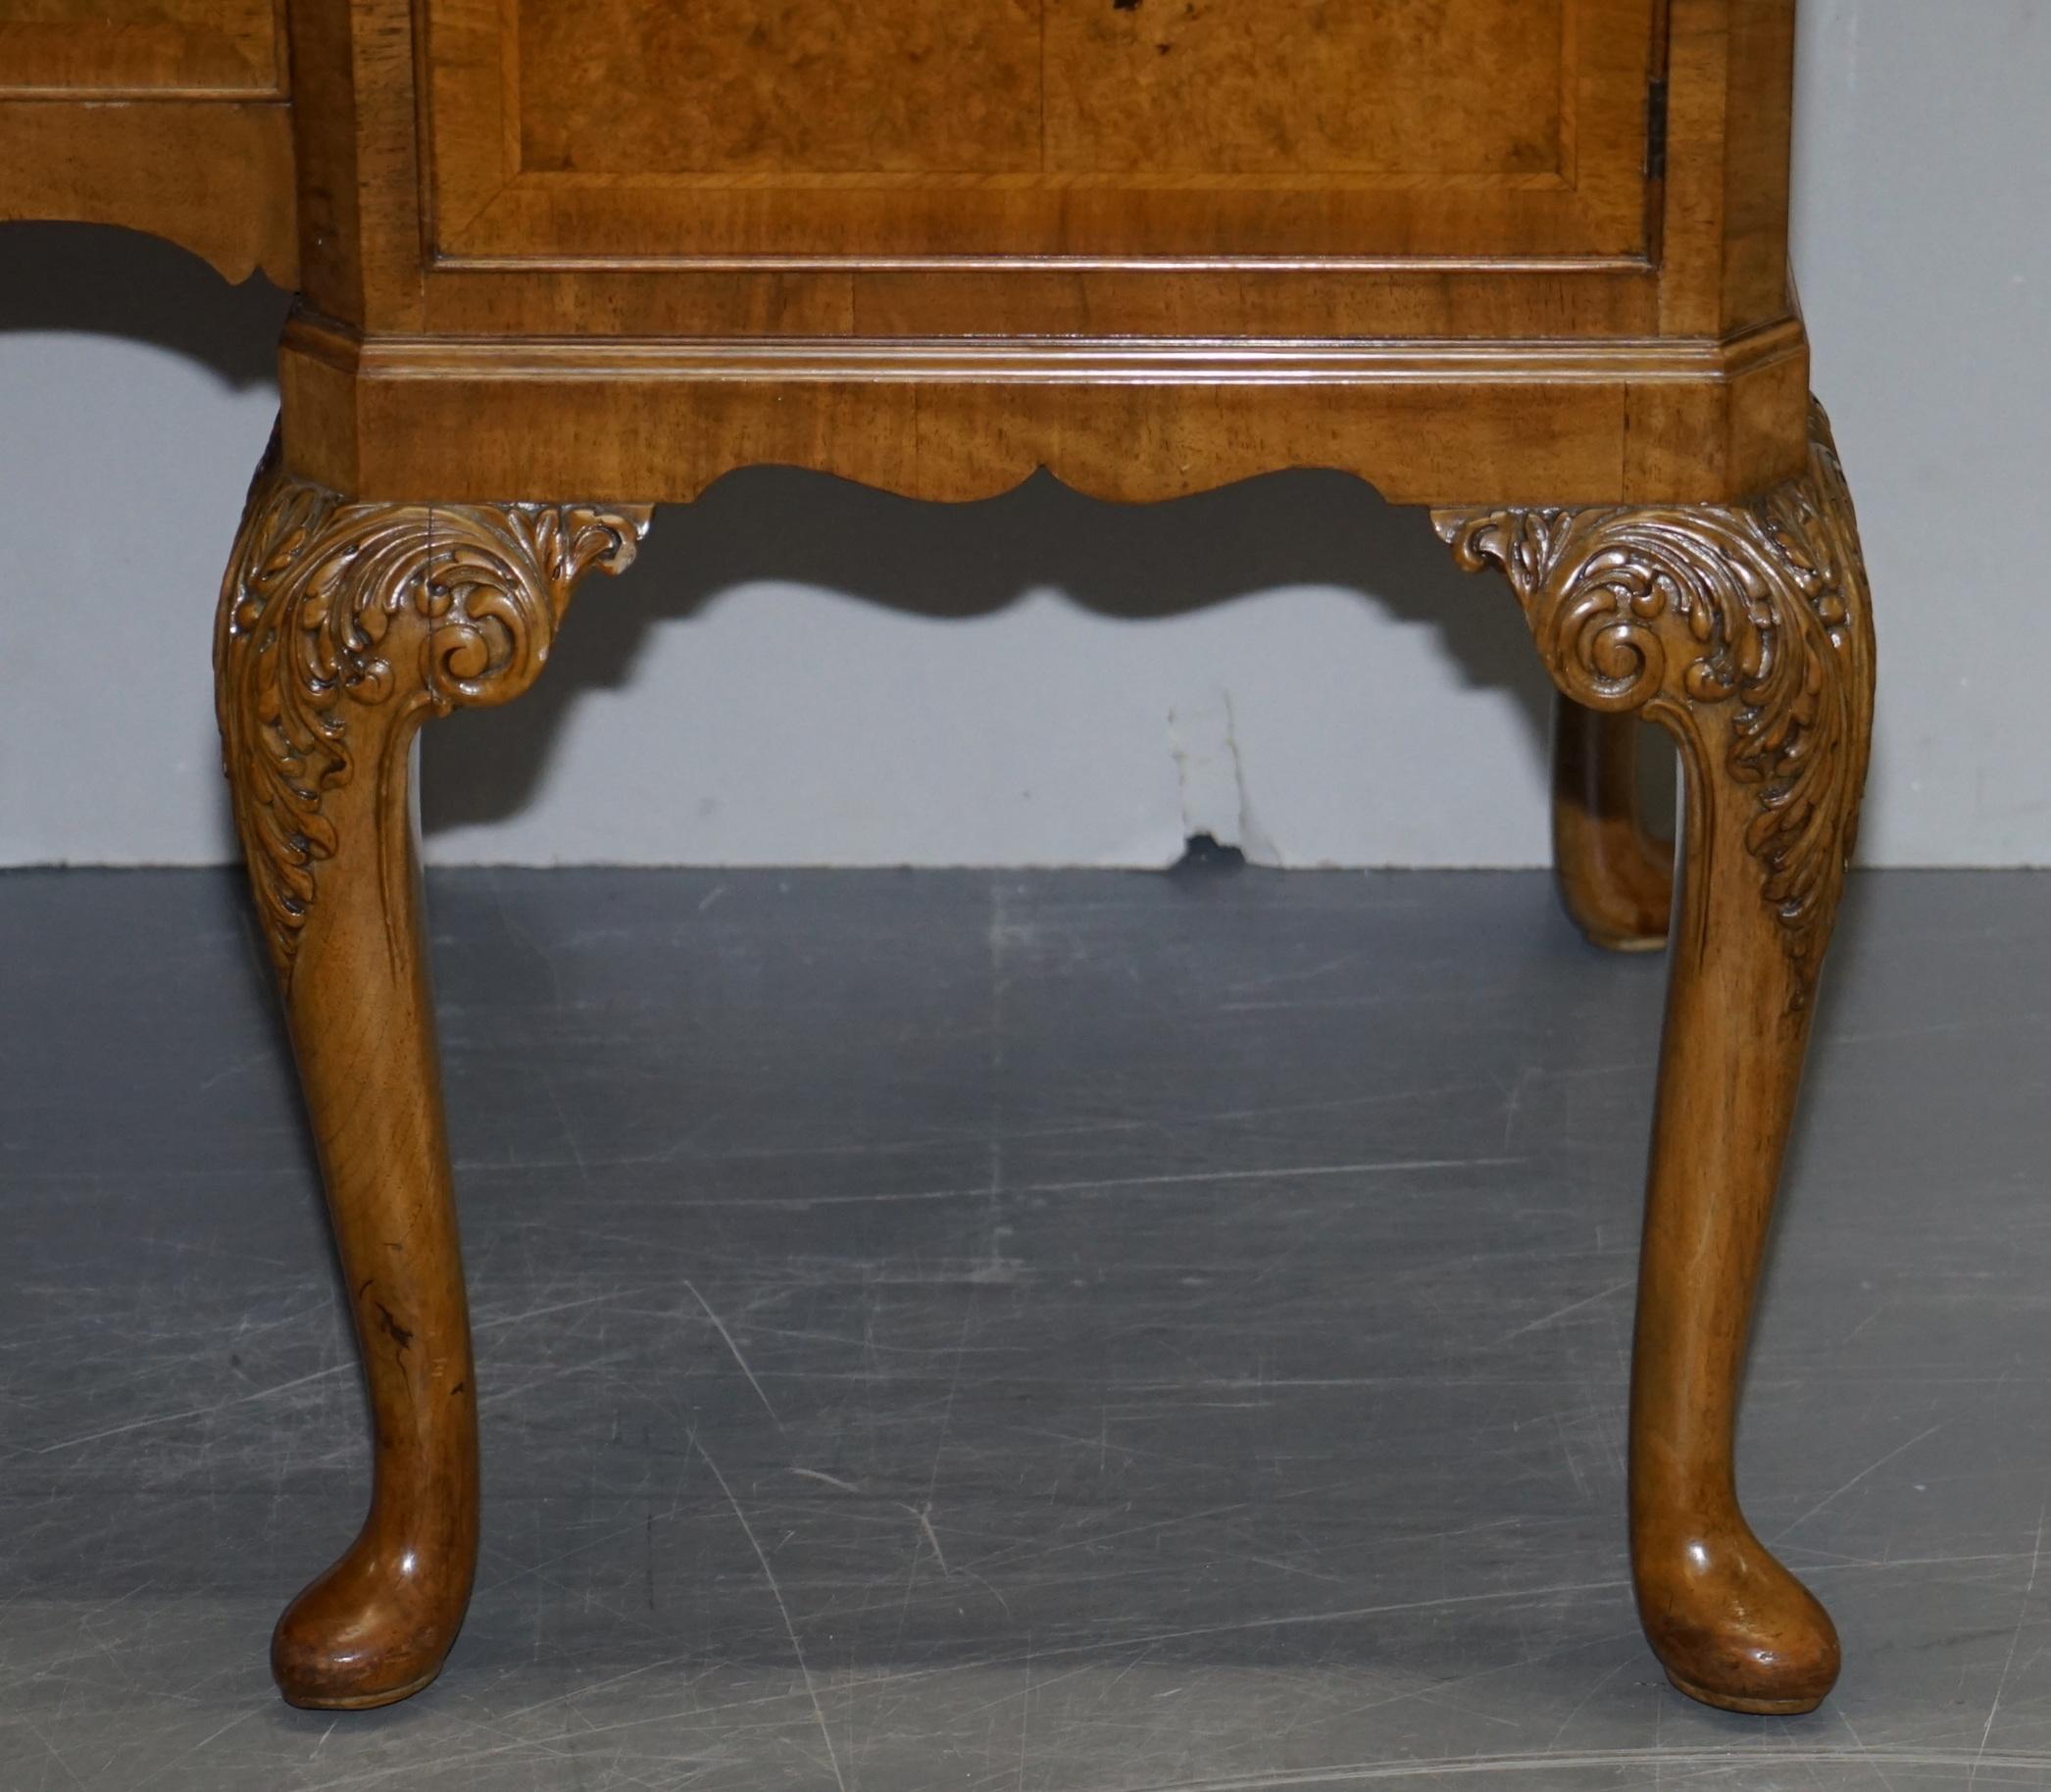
(2, 867), (2045, 1790)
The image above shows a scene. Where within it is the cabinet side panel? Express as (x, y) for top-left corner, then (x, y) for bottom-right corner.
(1656, 0), (1797, 336)
(1718, 0), (1796, 331)
(288, 0), (433, 327)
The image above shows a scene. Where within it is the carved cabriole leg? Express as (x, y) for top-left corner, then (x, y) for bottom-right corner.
(1552, 699), (1675, 953)
(1436, 400), (1875, 1716)
(215, 434), (649, 1709)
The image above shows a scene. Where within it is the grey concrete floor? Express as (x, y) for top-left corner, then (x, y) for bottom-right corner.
(2, 866), (2048, 1791)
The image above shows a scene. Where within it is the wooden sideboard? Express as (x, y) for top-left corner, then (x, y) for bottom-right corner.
(2, 0), (1876, 1722)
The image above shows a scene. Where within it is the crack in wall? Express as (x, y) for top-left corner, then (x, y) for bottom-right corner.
(1167, 689), (1279, 867)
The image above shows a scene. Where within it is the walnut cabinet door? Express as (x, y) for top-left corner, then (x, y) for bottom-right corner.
(422, 0), (1666, 265)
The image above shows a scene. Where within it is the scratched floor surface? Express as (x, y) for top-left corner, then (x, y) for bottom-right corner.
(2, 867), (2049, 1790)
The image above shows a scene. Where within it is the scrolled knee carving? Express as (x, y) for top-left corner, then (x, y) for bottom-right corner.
(1435, 400), (1875, 1008)
(214, 434), (651, 984)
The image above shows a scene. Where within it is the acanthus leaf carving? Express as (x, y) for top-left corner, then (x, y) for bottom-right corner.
(1433, 401), (1874, 1007)
(216, 436), (651, 984)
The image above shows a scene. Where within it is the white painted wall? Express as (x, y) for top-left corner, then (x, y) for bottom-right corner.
(1, 0), (2044, 869)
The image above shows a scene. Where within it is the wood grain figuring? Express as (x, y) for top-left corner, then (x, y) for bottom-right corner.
(1045, 0), (1563, 176)
(281, 0), (401, 328)
(1439, 400), (1875, 1713)
(277, 316), (1812, 507)
(0, 98), (296, 282)
(1655, 0), (1798, 334)
(425, 0), (1656, 262)
(0, 0), (284, 95)
(1551, 701), (1675, 952)
(520, 0), (1562, 179)
(409, 261), (1670, 346)
(519, 0), (1043, 175)
(294, 0), (1804, 360)
(214, 436), (647, 1708)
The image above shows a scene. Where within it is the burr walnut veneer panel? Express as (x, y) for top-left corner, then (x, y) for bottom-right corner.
(427, 0), (1659, 260)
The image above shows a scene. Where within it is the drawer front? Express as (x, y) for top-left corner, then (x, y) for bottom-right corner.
(0, 0), (294, 282)
(425, 0), (1659, 263)
(0, 0), (286, 96)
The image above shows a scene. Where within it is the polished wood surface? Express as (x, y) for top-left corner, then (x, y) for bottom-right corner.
(214, 439), (648, 1706)
(6, 0), (1882, 1722)
(280, 0), (1804, 467)
(0, 0), (295, 280)
(0, 0), (286, 94)
(1552, 702), (1676, 952)
(1439, 401), (1875, 1713)
(0, 98), (295, 281)
(275, 314), (1811, 507)
(429, 0), (1655, 262)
